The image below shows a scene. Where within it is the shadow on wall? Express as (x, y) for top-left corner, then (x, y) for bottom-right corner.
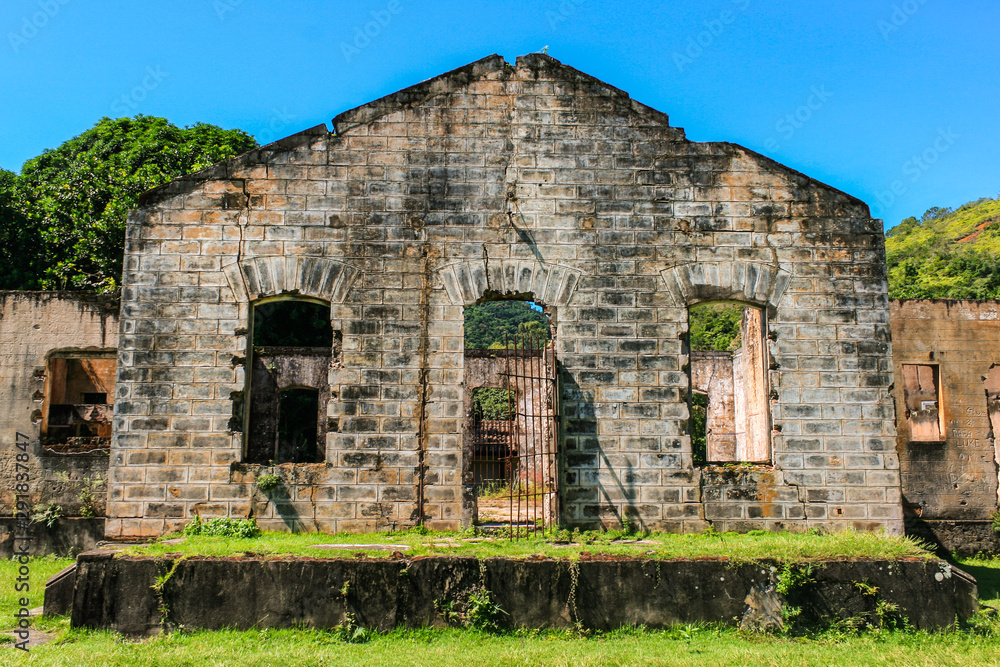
(559, 368), (638, 529)
(252, 484), (304, 532)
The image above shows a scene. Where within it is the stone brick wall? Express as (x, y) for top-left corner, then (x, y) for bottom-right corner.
(106, 54), (902, 537)
(0, 292), (118, 515)
(890, 299), (1000, 550)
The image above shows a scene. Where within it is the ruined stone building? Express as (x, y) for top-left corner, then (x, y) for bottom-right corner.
(101, 53), (904, 538)
(1, 54), (996, 551)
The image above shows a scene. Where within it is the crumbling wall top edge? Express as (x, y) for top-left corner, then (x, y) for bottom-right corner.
(713, 141), (874, 214)
(135, 124), (329, 209)
(332, 54), (508, 133)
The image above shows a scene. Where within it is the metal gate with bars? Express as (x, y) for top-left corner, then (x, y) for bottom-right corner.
(468, 333), (558, 537)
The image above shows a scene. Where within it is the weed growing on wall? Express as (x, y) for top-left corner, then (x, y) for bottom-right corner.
(56, 472), (105, 517)
(30, 502), (62, 528)
(151, 556), (188, 627)
(255, 473), (282, 493)
(182, 516), (261, 538)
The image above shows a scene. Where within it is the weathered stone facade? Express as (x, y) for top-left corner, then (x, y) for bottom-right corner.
(0, 292), (118, 519)
(106, 54), (903, 538)
(890, 299), (1000, 553)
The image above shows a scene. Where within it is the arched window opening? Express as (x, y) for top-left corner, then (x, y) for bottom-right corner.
(689, 302), (770, 464)
(245, 299), (335, 464)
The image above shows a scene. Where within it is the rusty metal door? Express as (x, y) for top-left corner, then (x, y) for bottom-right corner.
(501, 333), (559, 537)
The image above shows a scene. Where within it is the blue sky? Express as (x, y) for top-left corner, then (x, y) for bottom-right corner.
(1, 0), (997, 228)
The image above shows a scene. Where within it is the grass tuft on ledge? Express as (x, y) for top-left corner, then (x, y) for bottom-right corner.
(118, 527), (933, 562)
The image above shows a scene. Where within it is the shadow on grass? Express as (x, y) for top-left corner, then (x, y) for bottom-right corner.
(956, 559), (1000, 605)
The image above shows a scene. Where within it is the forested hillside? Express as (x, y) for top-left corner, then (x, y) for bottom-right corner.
(463, 301), (551, 349)
(886, 196), (1000, 299)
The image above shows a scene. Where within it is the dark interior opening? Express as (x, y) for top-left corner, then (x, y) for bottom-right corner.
(690, 392), (708, 464)
(245, 299), (333, 464)
(277, 387), (321, 464)
(82, 392), (107, 405)
(253, 300), (334, 347)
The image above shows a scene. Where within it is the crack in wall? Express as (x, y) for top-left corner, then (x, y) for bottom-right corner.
(499, 69), (547, 268)
(415, 244), (432, 525)
(236, 179), (252, 267)
(482, 245), (492, 293)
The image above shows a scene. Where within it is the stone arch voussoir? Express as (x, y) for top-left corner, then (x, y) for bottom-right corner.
(436, 259), (582, 306)
(659, 262), (791, 309)
(223, 256), (360, 303)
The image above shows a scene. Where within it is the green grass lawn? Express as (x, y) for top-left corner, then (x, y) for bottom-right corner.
(0, 556), (74, 619)
(4, 543), (998, 666)
(6, 619), (1000, 667)
(118, 527), (933, 562)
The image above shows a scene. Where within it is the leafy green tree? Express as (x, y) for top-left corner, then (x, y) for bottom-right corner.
(922, 206), (953, 221)
(518, 320), (546, 337)
(472, 388), (513, 420)
(0, 168), (44, 290)
(16, 116), (256, 291)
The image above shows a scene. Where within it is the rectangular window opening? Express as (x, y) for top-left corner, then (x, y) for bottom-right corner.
(42, 354), (116, 450)
(688, 303), (770, 464)
(690, 392), (708, 464)
(901, 363), (944, 441)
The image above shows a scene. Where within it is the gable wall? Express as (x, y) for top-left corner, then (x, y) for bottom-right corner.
(106, 55), (901, 537)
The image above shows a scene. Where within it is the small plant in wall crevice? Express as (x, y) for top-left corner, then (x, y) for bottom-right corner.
(256, 473), (282, 493)
(31, 502), (63, 528)
(56, 471), (105, 517)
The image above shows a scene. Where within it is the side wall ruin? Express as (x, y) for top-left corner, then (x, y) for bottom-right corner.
(890, 299), (1000, 553)
(0, 292), (118, 521)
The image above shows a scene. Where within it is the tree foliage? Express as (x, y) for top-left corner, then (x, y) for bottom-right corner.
(463, 301), (551, 349)
(885, 197), (1000, 299)
(7, 116), (256, 292)
(689, 302), (744, 352)
(472, 388), (513, 420)
(0, 168), (43, 290)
